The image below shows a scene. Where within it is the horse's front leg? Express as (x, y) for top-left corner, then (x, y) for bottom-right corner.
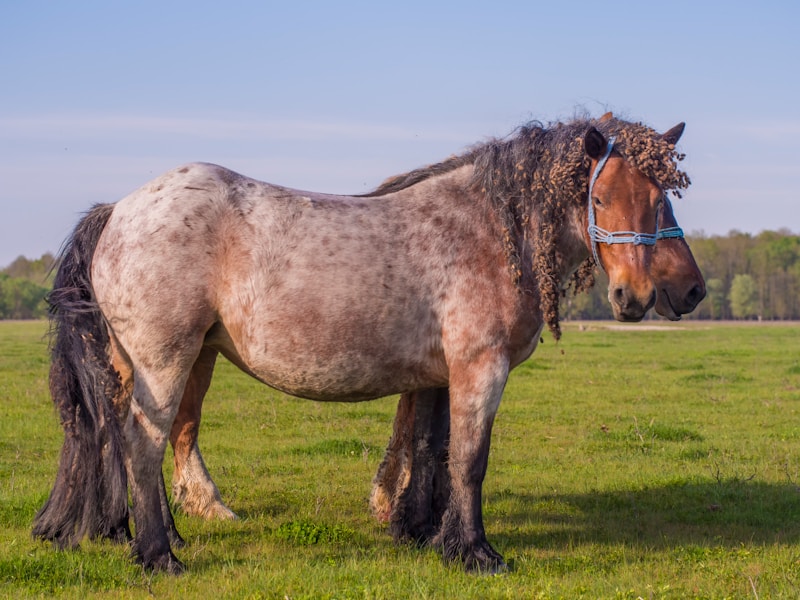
(433, 354), (508, 573)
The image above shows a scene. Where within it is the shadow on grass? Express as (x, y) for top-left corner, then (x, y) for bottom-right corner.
(488, 478), (800, 550)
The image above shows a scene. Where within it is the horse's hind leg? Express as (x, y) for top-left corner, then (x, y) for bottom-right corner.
(169, 346), (237, 520)
(380, 388), (450, 545)
(123, 358), (198, 574)
(370, 392), (416, 523)
(371, 390), (452, 535)
(158, 469), (185, 548)
(152, 346), (234, 550)
(113, 337), (189, 548)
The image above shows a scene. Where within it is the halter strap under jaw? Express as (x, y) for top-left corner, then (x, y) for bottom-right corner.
(587, 136), (685, 271)
(656, 225), (684, 239)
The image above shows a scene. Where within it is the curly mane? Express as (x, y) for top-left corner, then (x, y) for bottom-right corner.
(364, 115), (691, 339)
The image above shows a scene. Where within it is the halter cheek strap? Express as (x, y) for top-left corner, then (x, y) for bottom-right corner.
(656, 225), (684, 239)
(587, 136), (684, 270)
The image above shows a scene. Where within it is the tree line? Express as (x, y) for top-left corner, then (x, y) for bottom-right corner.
(2, 229), (799, 320)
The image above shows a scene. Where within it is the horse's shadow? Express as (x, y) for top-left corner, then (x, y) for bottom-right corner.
(176, 478), (800, 573)
(488, 478), (800, 551)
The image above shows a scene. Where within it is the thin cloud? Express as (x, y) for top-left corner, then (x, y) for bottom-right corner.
(0, 114), (478, 144)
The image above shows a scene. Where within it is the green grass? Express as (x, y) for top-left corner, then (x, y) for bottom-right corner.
(2, 320), (800, 598)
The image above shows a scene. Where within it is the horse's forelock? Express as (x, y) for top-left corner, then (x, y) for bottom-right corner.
(593, 118), (691, 196)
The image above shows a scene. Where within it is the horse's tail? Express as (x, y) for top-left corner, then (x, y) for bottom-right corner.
(32, 203), (131, 548)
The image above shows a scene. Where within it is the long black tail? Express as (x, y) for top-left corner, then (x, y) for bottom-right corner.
(32, 203), (131, 548)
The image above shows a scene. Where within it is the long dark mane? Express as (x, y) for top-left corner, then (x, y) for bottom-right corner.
(364, 115), (690, 339)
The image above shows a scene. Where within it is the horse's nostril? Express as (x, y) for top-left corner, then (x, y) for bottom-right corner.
(613, 287), (626, 305)
(687, 284), (704, 305)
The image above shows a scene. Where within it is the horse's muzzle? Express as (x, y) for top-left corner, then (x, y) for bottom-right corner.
(610, 285), (656, 322)
(657, 282), (706, 321)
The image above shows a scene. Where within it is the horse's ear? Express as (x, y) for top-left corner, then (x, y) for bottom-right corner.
(599, 112), (613, 122)
(661, 122), (685, 146)
(584, 127), (607, 160)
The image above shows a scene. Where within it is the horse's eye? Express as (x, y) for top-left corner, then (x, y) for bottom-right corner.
(593, 196), (603, 207)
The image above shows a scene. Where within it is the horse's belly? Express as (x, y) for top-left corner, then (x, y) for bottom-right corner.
(231, 342), (445, 402)
(253, 361), (440, 402)
(211, 304), (448, 402)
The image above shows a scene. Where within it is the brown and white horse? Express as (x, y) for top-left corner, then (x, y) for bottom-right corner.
(35, 115), (693, 573)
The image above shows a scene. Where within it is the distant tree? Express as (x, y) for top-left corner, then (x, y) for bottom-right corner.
(0, 253), (56, 319)
(0, 274), (8, 317)
(729, 273), (758, 319)
(765, 235), (800, 319)
(2, 253), (56, 286)
(563, 269), (613, 320)
(0, 273), (48, 319)
(564, 286), (613, 320)
(704, 278), (726, 320)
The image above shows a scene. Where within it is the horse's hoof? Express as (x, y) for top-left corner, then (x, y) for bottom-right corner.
(177, 497), (238, 521)
(481, 558), (509, 575)
(206, 502), (238, 521)
(153, 552), (185, 575)
(389, 516), (436, 547)
(462, 544), (508, 575)
(101, 522), (132, 545)
(369, 485), (393, 524)
(136, 550), (185, 575)
(465, 556), (508, 574)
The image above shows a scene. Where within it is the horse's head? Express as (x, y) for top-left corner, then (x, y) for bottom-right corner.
(652, 197), (706, 320)
(584, 126), (666, 321)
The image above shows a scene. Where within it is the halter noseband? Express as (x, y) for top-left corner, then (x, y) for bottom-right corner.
(587, 136), (684, 270)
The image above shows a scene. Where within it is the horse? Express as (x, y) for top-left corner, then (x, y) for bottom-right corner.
(34, 114), (690, 574)
(162, 194), (706, 534)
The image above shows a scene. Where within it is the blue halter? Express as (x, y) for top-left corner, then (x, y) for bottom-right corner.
(587, 136), (684, 269)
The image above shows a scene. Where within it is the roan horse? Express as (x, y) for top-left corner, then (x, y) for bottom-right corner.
(158, 194), (706, 534)
(34, 115), (694, 574)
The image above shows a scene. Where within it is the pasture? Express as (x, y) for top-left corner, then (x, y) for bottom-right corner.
(2, 319), (800, 598)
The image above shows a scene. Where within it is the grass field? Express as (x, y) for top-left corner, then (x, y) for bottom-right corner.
(1, 319), (800, 599)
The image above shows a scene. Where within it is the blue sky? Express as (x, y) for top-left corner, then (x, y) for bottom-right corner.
(1, 0), (798, 267)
